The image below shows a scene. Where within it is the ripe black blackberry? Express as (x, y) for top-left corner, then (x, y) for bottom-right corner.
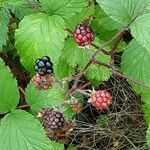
(38, 108), (65, 130)
(34, 56), (53, 76)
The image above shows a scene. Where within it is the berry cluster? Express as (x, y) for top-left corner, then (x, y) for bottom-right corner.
(34, 56), (53, 76)
(73, 24), (94, 46)
(39, 108), (65, 130)
(91, 90), (112, 111)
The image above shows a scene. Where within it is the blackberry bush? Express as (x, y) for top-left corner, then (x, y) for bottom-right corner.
(0, 0), (149, 150)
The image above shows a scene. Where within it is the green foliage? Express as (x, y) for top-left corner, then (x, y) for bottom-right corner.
(0, 7), (10, 51)
(2, 0), (38, 19)
(39, 0), (89, 19)
(62, 38), (89, 67)
(146, 125), (150, 148)
(67, 146), (77, 150)
(62, 38), (111, 84)
(121, 40), (150, 88)
(86, 52), (111, 84)
(26, 82), (65, 112)
(141, 91), (150, 124)
(96, 115), (109, 127)
(0, 109), (64, 150)
(0, 0), (150, 149)
(92, 6), (122, 31)
(130, 13), (150, 50)
(26, 82), (74, 119)
(0, 59), (19, 114)
(65, 3), (95, 30)
(15, 13), (67, 74)
(96, 0), (146, 25)
(55, 58), (75, 79)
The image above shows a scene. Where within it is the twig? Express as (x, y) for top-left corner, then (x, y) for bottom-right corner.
(93, 59), (150, 89)
(17, 104), (30, 109)
(76, 89), (91, 97)
(92, 60), (110, 69)
(19, 87), (25, 95)
(112, 70), (150, 89)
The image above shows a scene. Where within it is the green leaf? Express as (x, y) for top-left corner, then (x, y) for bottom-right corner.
(130, 13), (150, 50)
(141, 91), (150, 124)
(65, 3), (95, 30)
(64, 104), (74, 120)
(26, 82), (65, 113)
(62, 38), (111, 84)
(0, 59), (19, 114)
(85, 45), (111, 84)
(0, 7), (10, 51)
(92, 6), (122, 31)
(0, 109), (64, 150)
(55, 58), (75, 79)
(26, 81), (74, 120)
(121, 40), (150, 88)
(3, 0), (38, 19)
(86, 61), (111, 84)
(62, 38), (89, 67)
(96, 0), (146, 25)
(67, 146), (77, 150)
(39, 0), (89, 19)
(146, 125), (150, 148)
(15, 13), (67, 74)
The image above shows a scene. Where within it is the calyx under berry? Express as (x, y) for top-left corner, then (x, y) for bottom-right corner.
(73, 24), (94, 46)
(32, 73), (54, 90)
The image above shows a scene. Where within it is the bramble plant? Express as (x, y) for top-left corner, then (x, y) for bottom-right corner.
(0, 0), (150, 149)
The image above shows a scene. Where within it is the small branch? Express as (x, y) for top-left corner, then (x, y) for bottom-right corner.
(19, 87), (25, 95)
(71, 82), (91, 95)
(76, 89), (91, 97)
(17, 104), (30, 109)
(0, 53), (29, 85)
(92, 60), (110, 69)
(93, 59), (150, 89)
(109, 30), (125, 55)
(108, 30), (125, 68)
(65, 28), (128, 97)
(112, 70), (150, 90)
(66, 29), (74, 35)
(68, 59), (93, 94)
(91, 43), (109, 55)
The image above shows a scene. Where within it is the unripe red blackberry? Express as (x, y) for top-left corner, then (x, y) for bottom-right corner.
(91, 90), (112, 111)
(38, 108), (65, 130)
(73, 24), (94, 46)
(32, 73), (54, 90)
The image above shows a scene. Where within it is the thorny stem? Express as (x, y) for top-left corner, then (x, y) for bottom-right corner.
(63, 24), (150, 105)
(65, 28), (127, 98)
(93, 60), (150, 89)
